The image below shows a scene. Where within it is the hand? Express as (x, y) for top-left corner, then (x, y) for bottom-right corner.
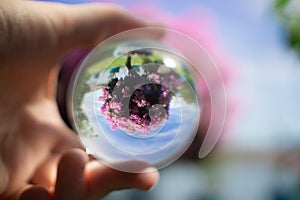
(0, 1), (161, 199)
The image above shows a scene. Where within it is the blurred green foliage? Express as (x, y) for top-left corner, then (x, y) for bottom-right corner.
(276, 0), (300, 53)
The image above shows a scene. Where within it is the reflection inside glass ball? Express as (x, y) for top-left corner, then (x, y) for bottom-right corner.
(70, 38), (200, 172)
(98, 53), (181, 137)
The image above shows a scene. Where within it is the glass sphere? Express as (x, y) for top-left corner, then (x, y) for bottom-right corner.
(68, 30), (201, 173)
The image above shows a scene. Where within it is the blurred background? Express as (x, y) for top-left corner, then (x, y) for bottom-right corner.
(43, 0), (300, 199)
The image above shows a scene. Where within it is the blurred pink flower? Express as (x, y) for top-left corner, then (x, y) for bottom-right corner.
(126, 5), (236, 158)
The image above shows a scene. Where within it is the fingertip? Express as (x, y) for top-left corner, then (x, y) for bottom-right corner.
(136, 168), (160, 191)
(84, 161), (160, 199)
(58, 148), (88, 166)
(56, 149), (89, 181)
(55, 148), (89, 199)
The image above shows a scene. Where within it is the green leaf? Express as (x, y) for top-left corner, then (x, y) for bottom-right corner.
(276, 0), (290, 9)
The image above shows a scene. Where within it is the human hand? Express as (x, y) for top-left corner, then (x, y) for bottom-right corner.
(0, 1), (161, 199)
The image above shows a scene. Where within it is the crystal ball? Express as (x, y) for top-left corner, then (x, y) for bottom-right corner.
(68, 30), (201, 172)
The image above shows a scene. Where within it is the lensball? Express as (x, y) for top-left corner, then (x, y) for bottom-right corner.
(67, 28), (203, 172)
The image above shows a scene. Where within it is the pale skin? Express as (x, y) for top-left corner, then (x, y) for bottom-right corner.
(0, 1), (162, 199)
